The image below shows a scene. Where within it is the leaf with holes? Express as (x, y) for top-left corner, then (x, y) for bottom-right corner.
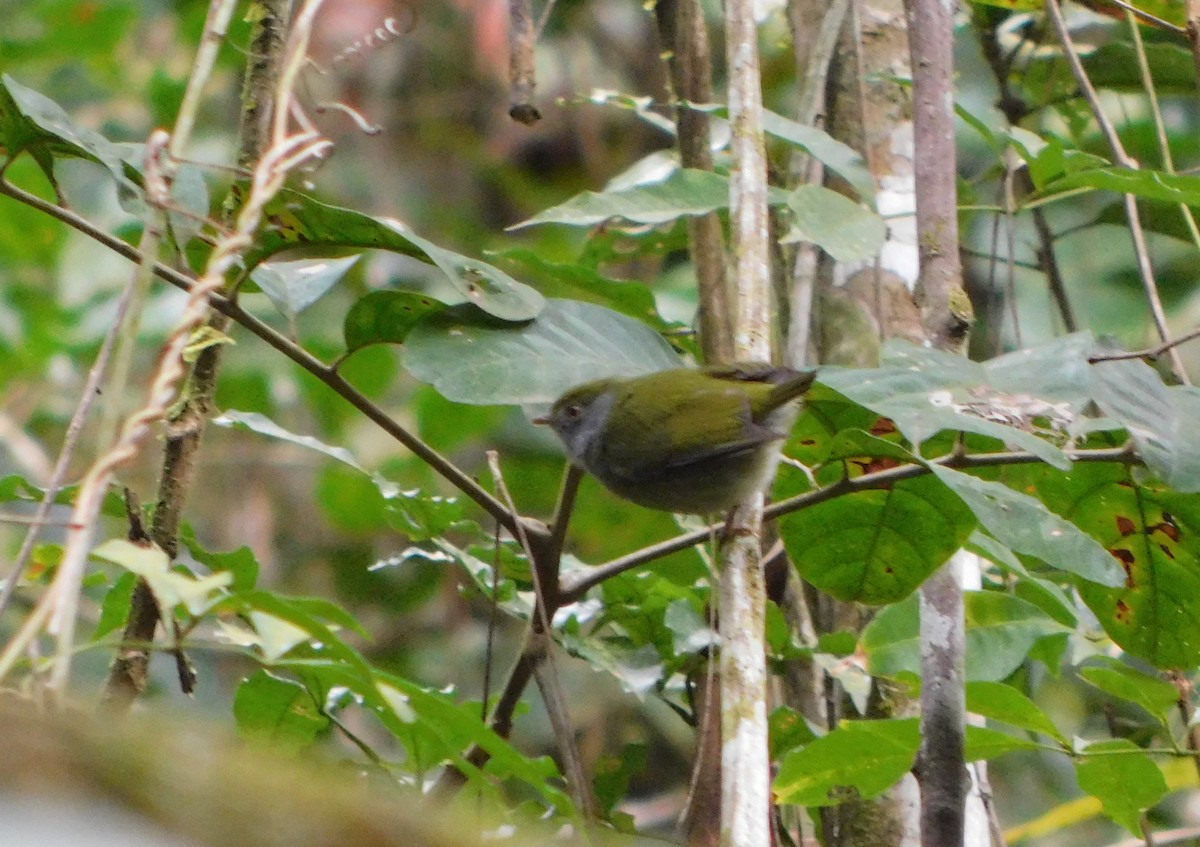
(1027, 459), (1200, 669)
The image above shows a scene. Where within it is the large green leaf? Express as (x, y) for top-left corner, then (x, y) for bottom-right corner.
(233, 670), (329, 754)
(342, 290), (446, 351)
(0, 73), (135, 194)
(1039, 166), (1200, 207)
(687, 104), (877, 204)
(819, 334), (1097, 469)
(774, 718), (920, 806)
(513, 168), (789, 229)
(781, 474), (975, 604)
(1078, 658), (1180, 726)
(403, 298), (682, 406)
(0, 76), (210, 246)
(1030, 460), (1200, 669)
(759, 109), (877, 204)
(929, 465), (1123, 587)
(491, 248), (670, 329)
(781, 185), (886, 262)
(1091, 358), (1200, 492)
(966, 681), (1068, 745)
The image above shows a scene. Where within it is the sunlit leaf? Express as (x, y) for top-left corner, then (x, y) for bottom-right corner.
(91, 538), (231, 615)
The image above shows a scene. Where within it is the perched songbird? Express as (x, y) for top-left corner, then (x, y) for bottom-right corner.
(536, 364), (817, 514)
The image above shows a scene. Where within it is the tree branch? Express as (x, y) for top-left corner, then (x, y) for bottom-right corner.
(0, 175), (515, 532)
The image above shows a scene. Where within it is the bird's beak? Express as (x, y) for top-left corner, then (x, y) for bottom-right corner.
(531, 415), (549, 426)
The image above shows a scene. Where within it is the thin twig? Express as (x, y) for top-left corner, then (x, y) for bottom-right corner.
(560, 443), (1136, 600)
(1103, 0), (1186, 33)
(1087, 325), (1200, 363)
(485, 452), (595, 819)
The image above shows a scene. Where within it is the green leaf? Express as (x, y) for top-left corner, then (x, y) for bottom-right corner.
(1083, 42), (1196, 94)
(250, 255), (360, 321)
(1039, 166), (1200, 208)
(774, 718), (920, 806)
(342, 290), (446, 351)
(1078, 659), (1180, 725)
(820, 334), (1098, 469)
(594, 742), (649, 817)
(513, 168), (788, 228)
(403, 298), (681, 406)
(964, 724), (1039, 761)
(492, 248), (669, 329)
(760, 110), (877, 204)
(233, 670), (329, 754)
(93, 571), (137, 641)
(685, 103), (877, 204)
(770, 706), (819, 759)
(1075, 739), (1168, 834)
(215, 410), (442, 536)
(1031, 460), (1200, 669)
(966, 680), (1068, 745)
(0, 74), (136, 195)
(247, 190), (544, 321)
(664, 598), (717, 655)
(1091, 358), (1200, 492)
(781, 185), (886, 262)
(180, 526), (259, 592)
(559, 632), (664, 697)
(782, 474), (975, 604)
(864, 592), (1070, 681)
(91, 539), (231, 615)
(247, 611), (313, 661)
(214, 591), (372, 676)
(929, 465), (1124, 587)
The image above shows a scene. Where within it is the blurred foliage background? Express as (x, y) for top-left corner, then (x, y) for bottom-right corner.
(4, 0), (1200, 844)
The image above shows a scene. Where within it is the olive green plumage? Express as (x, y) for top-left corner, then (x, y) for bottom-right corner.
(538, 364), (817, 514)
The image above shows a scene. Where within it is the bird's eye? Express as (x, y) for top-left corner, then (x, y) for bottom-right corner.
(563, 404), (582, 420)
